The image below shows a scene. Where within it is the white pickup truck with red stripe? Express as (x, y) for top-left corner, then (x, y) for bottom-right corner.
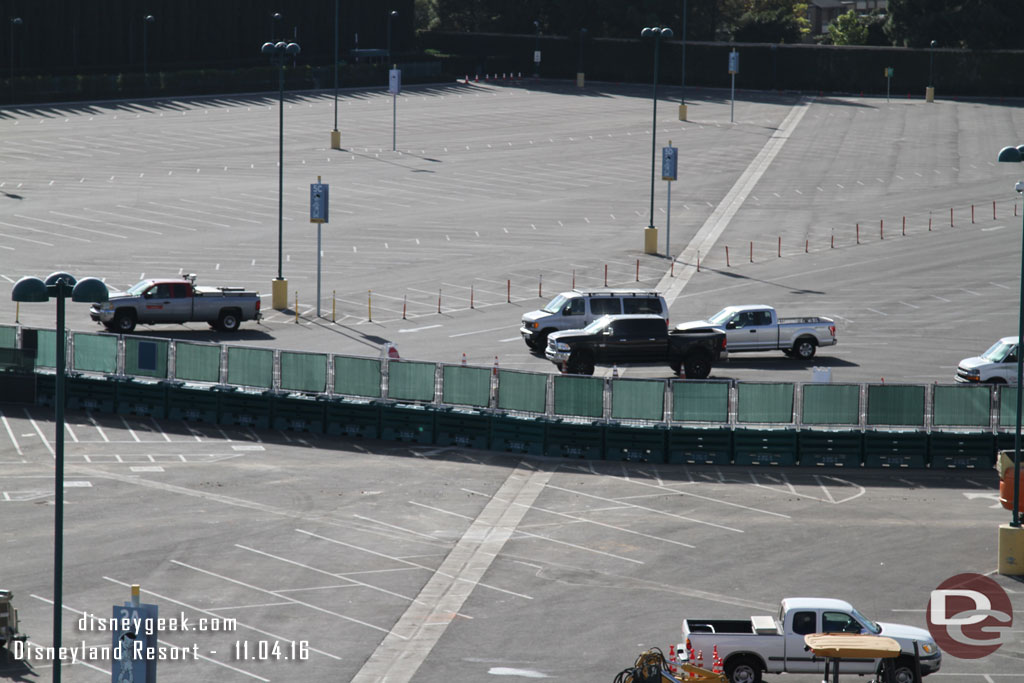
(676, 305), (836, 360)
(89, 274), (260, 334)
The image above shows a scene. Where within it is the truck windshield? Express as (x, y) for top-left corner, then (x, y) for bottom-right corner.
(851, 607), (881, 634)
(707, 309), (735, 325)
(125, 281), (151, 296)
(982, 340), (1017, 363)
(582, 316), (613, 334)
(543, 295), (569, 314)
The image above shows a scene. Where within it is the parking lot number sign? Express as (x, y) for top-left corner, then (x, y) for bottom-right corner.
(310, 183), (329, 224)
(728, 50), (739, 74)
(662, 145), (678, 181)
(389, 69), (401, 95)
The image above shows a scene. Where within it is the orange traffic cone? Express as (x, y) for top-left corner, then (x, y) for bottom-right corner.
(696, 650), (703, 671)
(668, 644), (677, 674)
(461, 352), (467, 366)
(493, 355), (499, 376)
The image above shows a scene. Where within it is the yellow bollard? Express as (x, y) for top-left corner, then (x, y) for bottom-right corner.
(295, 292), (299, 324)
(332, 290), (336, 323)
(368, 290), (372, 322)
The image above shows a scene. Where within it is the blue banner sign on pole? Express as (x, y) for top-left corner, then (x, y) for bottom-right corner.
(310, 183), (329, 224)
(662, 145), (678, 181)
(110, 601), (158, 683)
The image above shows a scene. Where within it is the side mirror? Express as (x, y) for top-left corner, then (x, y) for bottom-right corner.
(143, 290), (153, 299)
(726, 321), (736, 330)
(603, 328), (613, 336)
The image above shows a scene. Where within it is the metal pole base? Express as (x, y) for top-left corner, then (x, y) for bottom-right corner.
(330, 129), (341, 149)
(643, 227), (659, 255)
(998, 524), (1024, 575)
(925, 86), (935, 103)
(576, 72), (585, 88)
(678, 104), (688, 121)
(272, 277), (289, 310)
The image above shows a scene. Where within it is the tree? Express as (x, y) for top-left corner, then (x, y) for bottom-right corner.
(885, 0), (1024, 49)
(828, 10), (868, 45)
(731, 0), (810, 43)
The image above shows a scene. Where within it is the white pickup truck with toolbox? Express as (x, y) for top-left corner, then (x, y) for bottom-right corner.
(681, 597), (940, 683)
(677, 305), (836, 359)
(89, 274), (261, 333)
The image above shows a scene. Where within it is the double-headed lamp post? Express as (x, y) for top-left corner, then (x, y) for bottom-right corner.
(142, 15), (155, 92)
(261, 39), (301, 310)
(11, 272), (109, 683)
(387, 10), (398, 64)
(996, 143), (1024, 575)
(641, 26), (673, 255)
(927, 40), (937, 102)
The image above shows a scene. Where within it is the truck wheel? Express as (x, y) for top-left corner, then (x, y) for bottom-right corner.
(567, 351), (594, 375)
(669, 359), (682, 375)
(793, 337), (817, 360)
(884, 656), (919, 683)
(217, 310), (241, 332)
(725, 656), (762, 683)
(684, 353), (712, 379)
(987, 377), (1007, 385)
(536, 329), (554, 352)
(113, 310), (137, 334)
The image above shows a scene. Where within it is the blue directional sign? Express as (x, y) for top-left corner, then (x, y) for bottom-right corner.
(389, 69), (402, 95)
(728, 49), (740, 74)
(310, 182), (329, 224)
(110, 601), (158, 683)
(662, 145), (678, 181)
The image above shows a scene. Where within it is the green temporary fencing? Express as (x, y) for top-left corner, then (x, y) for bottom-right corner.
(435, 408), (490, 449)
(866, 384), (925, 426)
(733, 428), (798, 466)
(226, 347), (273, 389)
(610, 378), (665, 421)
(388, 360), (436, 402)
(26, 328), (57, 369)
(497, 369), (547, 414)
(280, 351), (328, 394)
(801, 384), (860, 425)
(272, 394), (325, 432)
(174, 342), (222, 383)
(115, 378), (168, 417)
(441, 365), (491, 408)
(605, 423), (667, 462)
(667, 426), (733, 464)
(672, 381), (729, 422)
(998, 386), (1017, 428)
(66, 374), (116, 412)
(737, 383), (794, 424)
(933, 384), (991, 427)
(545, 419), (604, 459)
(219, 388), (271, 429)
(334, 356), (382, 398)
(166, 384), (219, 422)
(929, 432), (996, 469)
(553, 375), (603, 418)
(489, 413), (546, 455)
(798, 430), (863, 467)
(0, 325), (16, 348)
(124, 338), (168, 379)
(863, 430), (928, 468)
(72, 332), (117, 374)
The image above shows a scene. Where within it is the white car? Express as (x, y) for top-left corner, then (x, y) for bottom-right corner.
(956, 336), (1019, 384)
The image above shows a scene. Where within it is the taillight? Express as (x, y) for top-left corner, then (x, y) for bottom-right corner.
(721, 337), (727, 349)
(256, 300), (261, 312)
(829, 325), (835, 337)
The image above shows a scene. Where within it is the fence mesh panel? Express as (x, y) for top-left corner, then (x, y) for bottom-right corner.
(496, 369), (547, 413)
(737, 382), (794, 423)
(280, 351), (327, 393)
(866, 384), (925, 426)
(801, 384), (859, 425)
(226, 347), (273, 388)
(72, 332), (117, 374)
(442, 365), (490, 407)
(388, 360), (436, 402)
(933, 384), (991, 427)
(125, 338), (168, 379)
(553, 375), (603, 418)
(672, 381), (729, 422)
(174, 342), (221, 383)
(0, 325), (15, 348)
(611, 378), (664, 420)
(1000, 386), (1017, 428)
(333, 356), (382, 398)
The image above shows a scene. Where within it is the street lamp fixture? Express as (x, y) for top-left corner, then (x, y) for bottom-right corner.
(533, 20), (541, 78)
(641, 26), (673, 254)
(271, 11), (282, 41)
(11, 272), (109, 683)
(142, 15), (155, 92)
(9, 17), (22, 103)
(927, 40), (937, 102)
(262, 39), (301, 310)
(387, 10), (398, 65)
(680, 0), (689, 120)
(331, 0), (341, 149)
(577, 28), (587, 87)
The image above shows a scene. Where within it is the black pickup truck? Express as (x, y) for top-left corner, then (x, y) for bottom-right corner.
(544, 314), (727, 377)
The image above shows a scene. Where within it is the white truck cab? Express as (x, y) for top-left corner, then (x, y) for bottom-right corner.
(956, 336), (1019, 384)
(520, 289), (667, 351)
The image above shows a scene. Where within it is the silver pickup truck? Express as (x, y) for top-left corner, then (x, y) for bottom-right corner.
(677, 305), (836, 360)
(89, 274), (261, 333)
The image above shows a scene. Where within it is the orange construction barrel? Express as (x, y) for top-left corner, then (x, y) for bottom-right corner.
(1000, 469), (1024, 512)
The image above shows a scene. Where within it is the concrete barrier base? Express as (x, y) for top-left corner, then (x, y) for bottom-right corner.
(998, 524), (1024, 575)
(926, 86), (935, 103)
(679, 104), (688, 121)
(330, 129), (341, 149)
(271, 277), (288, 310)
(644, 227), (658, 255)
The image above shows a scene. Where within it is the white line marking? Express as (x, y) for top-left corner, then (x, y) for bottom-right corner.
(1, 410), (23, 456)
(25, 409), (54, 456)
(866, 308), (888, 316)
(449, 325), (516, 338)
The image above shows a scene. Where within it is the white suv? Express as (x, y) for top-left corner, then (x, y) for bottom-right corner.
(520, 289), (668, 351)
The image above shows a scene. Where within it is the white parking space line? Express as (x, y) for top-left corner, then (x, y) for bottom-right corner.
(449, 325), (516, 338)
(120, 416), (142, 442)
(88, 414), (110, 442)
(1, 410), (23, 456)
(171, 559), (395, 636)
(25, 410), (55, 456)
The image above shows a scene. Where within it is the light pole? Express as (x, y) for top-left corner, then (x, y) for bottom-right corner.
(641, 26), (673, 255)
(262, 39), (301, 310)
(679, 0), (688, 120)
(577, 28), (587, 87)
(387, 10), (398, 65)
(331, 0), (340, 149)
(270, 11), (282, 40)
(10, 17), (22, 103)
(142, 15), (155, 92)
(11, 272), (109, 683)
(996, 143), (1024, 576)
(533, 20), (541, 78)
(927, 39), (937, 102)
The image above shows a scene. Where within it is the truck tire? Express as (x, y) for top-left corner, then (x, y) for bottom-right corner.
(792, 337), (817, 360)
(724, 656), (762, 683)
(113, 310), (137, 334)
(532, 329), (554, 353)
(883, 656), (919, 683)
(217, 310), (241, 332)
(669, 358), (682, 375)
(987, 377), (1007, 385)
(683, 353), (712, 379)
(567, 351), (595, 375)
